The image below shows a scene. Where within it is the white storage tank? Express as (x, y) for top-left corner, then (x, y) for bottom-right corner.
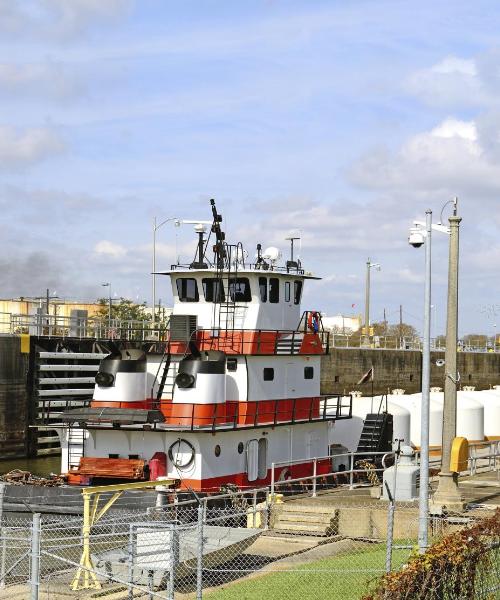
(459, 388), (500, 439)
(427, 389), (484, 442)
(389, 391), (444, 448)
(328, 392), (411, 452)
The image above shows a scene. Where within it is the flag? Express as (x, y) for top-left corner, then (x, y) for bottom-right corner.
(357, 366), (374, 385)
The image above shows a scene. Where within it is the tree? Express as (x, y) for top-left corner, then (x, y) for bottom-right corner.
(386, 322), (418, 338)
(96, 297), (151, 323)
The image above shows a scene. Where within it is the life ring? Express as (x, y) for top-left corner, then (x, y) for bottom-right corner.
(307, 311), (320, 333)
(168, 438), (196, 469)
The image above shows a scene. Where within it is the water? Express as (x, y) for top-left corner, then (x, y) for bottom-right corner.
(0, 455), (61, 478)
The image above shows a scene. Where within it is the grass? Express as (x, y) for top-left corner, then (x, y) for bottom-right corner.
(204, 544), (411, 600)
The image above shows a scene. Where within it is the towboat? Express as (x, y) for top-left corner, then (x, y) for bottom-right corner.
(58, 200), (352, 493)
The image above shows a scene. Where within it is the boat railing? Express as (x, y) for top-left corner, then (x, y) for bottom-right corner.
(196, 327), (330, 355)
(270, 449), (398, 498)
(155, 394), (352, 431)
(169, 262), (306, 275)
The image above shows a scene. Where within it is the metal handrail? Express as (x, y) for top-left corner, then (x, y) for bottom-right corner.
(270, 450), (398, 497)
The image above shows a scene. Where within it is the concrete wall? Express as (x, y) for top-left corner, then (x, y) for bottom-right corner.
(321, 348), (500, 396)
(0, 336), (29, 457)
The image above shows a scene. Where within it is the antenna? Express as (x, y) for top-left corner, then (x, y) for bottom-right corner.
(210, 199), (227, 268)
(285, 235), (300, 272)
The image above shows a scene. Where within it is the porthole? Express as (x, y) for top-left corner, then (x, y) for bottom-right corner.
(214, 444), (221, 457)
(237, 442), (244, 454)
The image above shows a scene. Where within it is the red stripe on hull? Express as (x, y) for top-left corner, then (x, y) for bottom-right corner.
(91, 400), (153, 409)
(180, 458), (332, 492)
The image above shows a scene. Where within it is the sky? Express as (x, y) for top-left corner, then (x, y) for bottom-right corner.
(2, 0), (500, 335)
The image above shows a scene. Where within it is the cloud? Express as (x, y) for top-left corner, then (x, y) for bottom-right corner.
(405, 55), (482, 108)
(94, 240), (127, 259)
(348, 117), (500, 196)
(0, 125), (66, 169)
(0, 62), (83, 99)
(0, 0), (132, 39)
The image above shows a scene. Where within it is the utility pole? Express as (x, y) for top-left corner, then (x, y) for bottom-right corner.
(363, 258), (381, 345)
(433, 200), (464, 510)
(364, 258), (371, 345)
(418, 209), (432, 553)
(399, 305), (403, 347)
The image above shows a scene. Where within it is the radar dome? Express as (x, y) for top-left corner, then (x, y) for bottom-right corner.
(262, 247), (282, 261)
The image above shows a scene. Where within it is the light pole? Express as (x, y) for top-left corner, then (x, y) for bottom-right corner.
(433, 198), (464, 510)
(102, 283), (111, 327)
(363, 258), (381, 345)
(152, 217), (180, 329)
(408, 209), (432, 553)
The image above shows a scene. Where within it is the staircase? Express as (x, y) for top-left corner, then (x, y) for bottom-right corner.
(155, 359), (178, 403)
(35, 350), (106, 456)
(272, 502), (338, 536)
(356, 412), (393, 454)
(67, 425), (86, 469)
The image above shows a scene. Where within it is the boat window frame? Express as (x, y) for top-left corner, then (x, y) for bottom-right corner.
(285, 281), (291, 303)
(304, 366), (314, 380)
(259, 277), (267, 303)
(263, 367), (274, 381)
(202, 277), (225, 303)
(294, 280), (303, 305)
(269, 278), (280, 303)
(228, 277), (252, 302)
(176, 277), (199, 303)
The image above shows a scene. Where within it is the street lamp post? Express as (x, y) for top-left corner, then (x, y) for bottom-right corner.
(152, 217), (180, 329)
(363, 258), (381, 345)
(408, 209), (432, 553)
(102, 283), (111, 327)
(433, 200), (464, 510)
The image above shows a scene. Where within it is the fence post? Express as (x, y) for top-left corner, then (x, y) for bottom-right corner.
(252, 490), (257, 527)
(270, 462), (275, 498)
(312, 458), (317, 498)
(127, 524), (134, 600)
(349, 453), (354, 490)
(30, 513), (41, 600)
(0, 483), (5, 589)
(196, 504), (204, 600)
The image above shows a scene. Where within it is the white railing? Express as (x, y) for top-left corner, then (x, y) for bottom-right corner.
(0, 312), (168, 341)
(468, 440), (500, 476)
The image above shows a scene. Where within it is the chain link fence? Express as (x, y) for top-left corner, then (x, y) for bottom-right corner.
(0, 488), (496, 599)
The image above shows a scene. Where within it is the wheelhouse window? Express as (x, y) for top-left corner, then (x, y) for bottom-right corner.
(228, 277), (252, 302)
(176, 278), (199, 302)
(259, 277), (267, 302)
(285, 281), (291, 303)
(263, 368), (274, 381)
(227, 358), (238, 372)
(269, 278), (279, 303)
(294, 280), (303, 305)
(202, 278), (225, 302)
(304, 366), (314, 379)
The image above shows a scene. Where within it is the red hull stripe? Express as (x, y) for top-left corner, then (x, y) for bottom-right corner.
(179, 458), (333, 492)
